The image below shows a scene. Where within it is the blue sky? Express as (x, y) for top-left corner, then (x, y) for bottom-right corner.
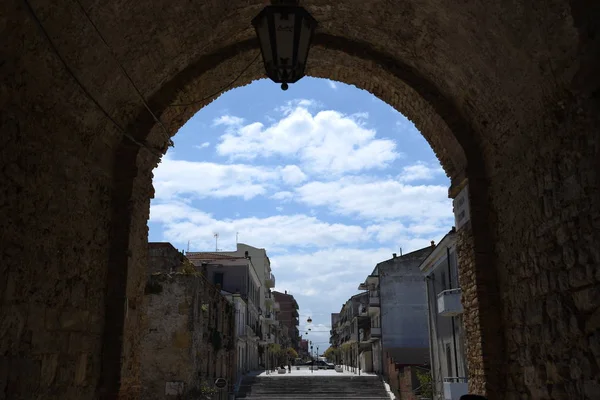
(148, 77), (454, 349)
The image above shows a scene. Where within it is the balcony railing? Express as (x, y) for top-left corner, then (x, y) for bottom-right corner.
(443, 377), (468, 400)
(265, 273), (275, 288)
(370, 327), (381, 339)
(437, 288), (463, 317)
(369, 290), (380, 307)
(264, 292), (274, 305)
(264, 313), (274, 323)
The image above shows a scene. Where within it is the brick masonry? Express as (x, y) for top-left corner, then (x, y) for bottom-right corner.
(1, 1), (599, 399)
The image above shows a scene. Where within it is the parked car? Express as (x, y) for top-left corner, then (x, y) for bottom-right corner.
(315, 360), (335, 369)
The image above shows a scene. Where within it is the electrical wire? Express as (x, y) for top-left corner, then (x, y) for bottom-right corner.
(72, 0), (173, 146)
(22, 0), (163, 159)
(168, 52), (262, 108)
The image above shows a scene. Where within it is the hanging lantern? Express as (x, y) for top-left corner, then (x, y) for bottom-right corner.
(252, 0), (318, 90)
(307, 317), (312, 323)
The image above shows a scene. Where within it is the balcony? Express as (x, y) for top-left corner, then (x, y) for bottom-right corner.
(244, 324), (255, 339)
(265, 273), (275, 289)
(370, 327), (381, 340)
(260, 333), (275, 345)
(437, 288), (463, 317)
(359, 329), (370, 343)
(264, 313), (275, 323)
(443, 377), (468, 400)
(265, 292), (274, 306)
(369, 290), (380, 307)
(365, 274), (379, 287)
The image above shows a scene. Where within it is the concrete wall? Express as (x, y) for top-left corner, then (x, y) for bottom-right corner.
(140, 273), (236, 399)
(379, 248), (433, 365)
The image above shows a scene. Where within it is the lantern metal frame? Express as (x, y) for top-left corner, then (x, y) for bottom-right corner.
(251, 0), (318, 90)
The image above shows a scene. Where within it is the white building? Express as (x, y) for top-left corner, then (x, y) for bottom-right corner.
(419, 228), (469, 400)
(188, 243), (279, 368)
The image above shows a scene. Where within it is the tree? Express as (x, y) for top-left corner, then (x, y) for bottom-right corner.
(323, 346), (341, 364)
(415, 369), (434, 399)
(286, 347), (298, 359)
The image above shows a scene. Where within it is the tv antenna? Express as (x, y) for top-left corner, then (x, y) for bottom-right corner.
(214, 233), (219, 252)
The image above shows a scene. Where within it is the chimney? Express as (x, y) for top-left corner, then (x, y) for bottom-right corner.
(431, 240), (436, 247)
(392, 253), (397, 258)
(285, 290), (287, 294)
(244, 250), (249, 258)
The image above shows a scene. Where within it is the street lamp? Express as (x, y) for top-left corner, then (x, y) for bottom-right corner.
(252, 0), (318, 91)
(307, 316), (312, 323)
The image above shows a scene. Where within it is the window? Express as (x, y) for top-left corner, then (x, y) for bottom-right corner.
(213, 272), (224, 287)
(446, 344), (453, 377)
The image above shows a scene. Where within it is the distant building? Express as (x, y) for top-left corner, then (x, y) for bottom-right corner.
(186, 252), (262, 373)
(358, 245), (434, 377)
(186, 243), (277, 368)
(419, 229), (468, 400)
(334, 292), (369, 371)
(273, 290), (300, 350)
(329, 313), (340, 348)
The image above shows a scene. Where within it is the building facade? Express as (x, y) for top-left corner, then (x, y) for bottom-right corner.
(359, 246), (434, 376)
(419, 229), (468, 400)
(186, 253), (262, 373)
(272, 290), (300, 350)
(141, 245), (236, 399)
(187, 243), (278, 369)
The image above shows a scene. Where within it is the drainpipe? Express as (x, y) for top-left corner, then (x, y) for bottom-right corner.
(425, 275), (437, 396)
(447, 247), (460, 377)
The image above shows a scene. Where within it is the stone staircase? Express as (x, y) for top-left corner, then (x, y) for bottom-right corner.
(235, 375), (390, 399)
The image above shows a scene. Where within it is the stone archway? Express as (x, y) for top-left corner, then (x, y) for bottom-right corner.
(1, 1), (598, 400)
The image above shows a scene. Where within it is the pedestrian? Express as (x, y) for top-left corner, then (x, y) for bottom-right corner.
(288, 361), (291, 373)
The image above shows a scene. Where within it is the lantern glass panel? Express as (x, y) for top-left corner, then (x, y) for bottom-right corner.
(255, 16), (274, 67)
(295, 18), (312, 70)
(273, 11), (296, 79)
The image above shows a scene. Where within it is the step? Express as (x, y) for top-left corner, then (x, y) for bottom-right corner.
(235, 375), (389, 399)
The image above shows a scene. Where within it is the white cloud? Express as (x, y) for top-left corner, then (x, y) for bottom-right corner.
(153, 154), (279, 201)
(195, 141), (210, 149)
(215, 103), (400, 175)
(328, 81), (337, 90)
(294, 176), (452, 221)
(280, 165), (307, 185)
(271, 191), (294, 201)
(213, 115), (244, 127)
(398, 162), (445, 182)
(150, 201), (372, 253)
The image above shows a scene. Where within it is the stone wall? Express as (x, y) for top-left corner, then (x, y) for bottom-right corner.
(148, 243), (185, 275)
(2, 1), (599, 399)
(140, 272), (236, 399)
